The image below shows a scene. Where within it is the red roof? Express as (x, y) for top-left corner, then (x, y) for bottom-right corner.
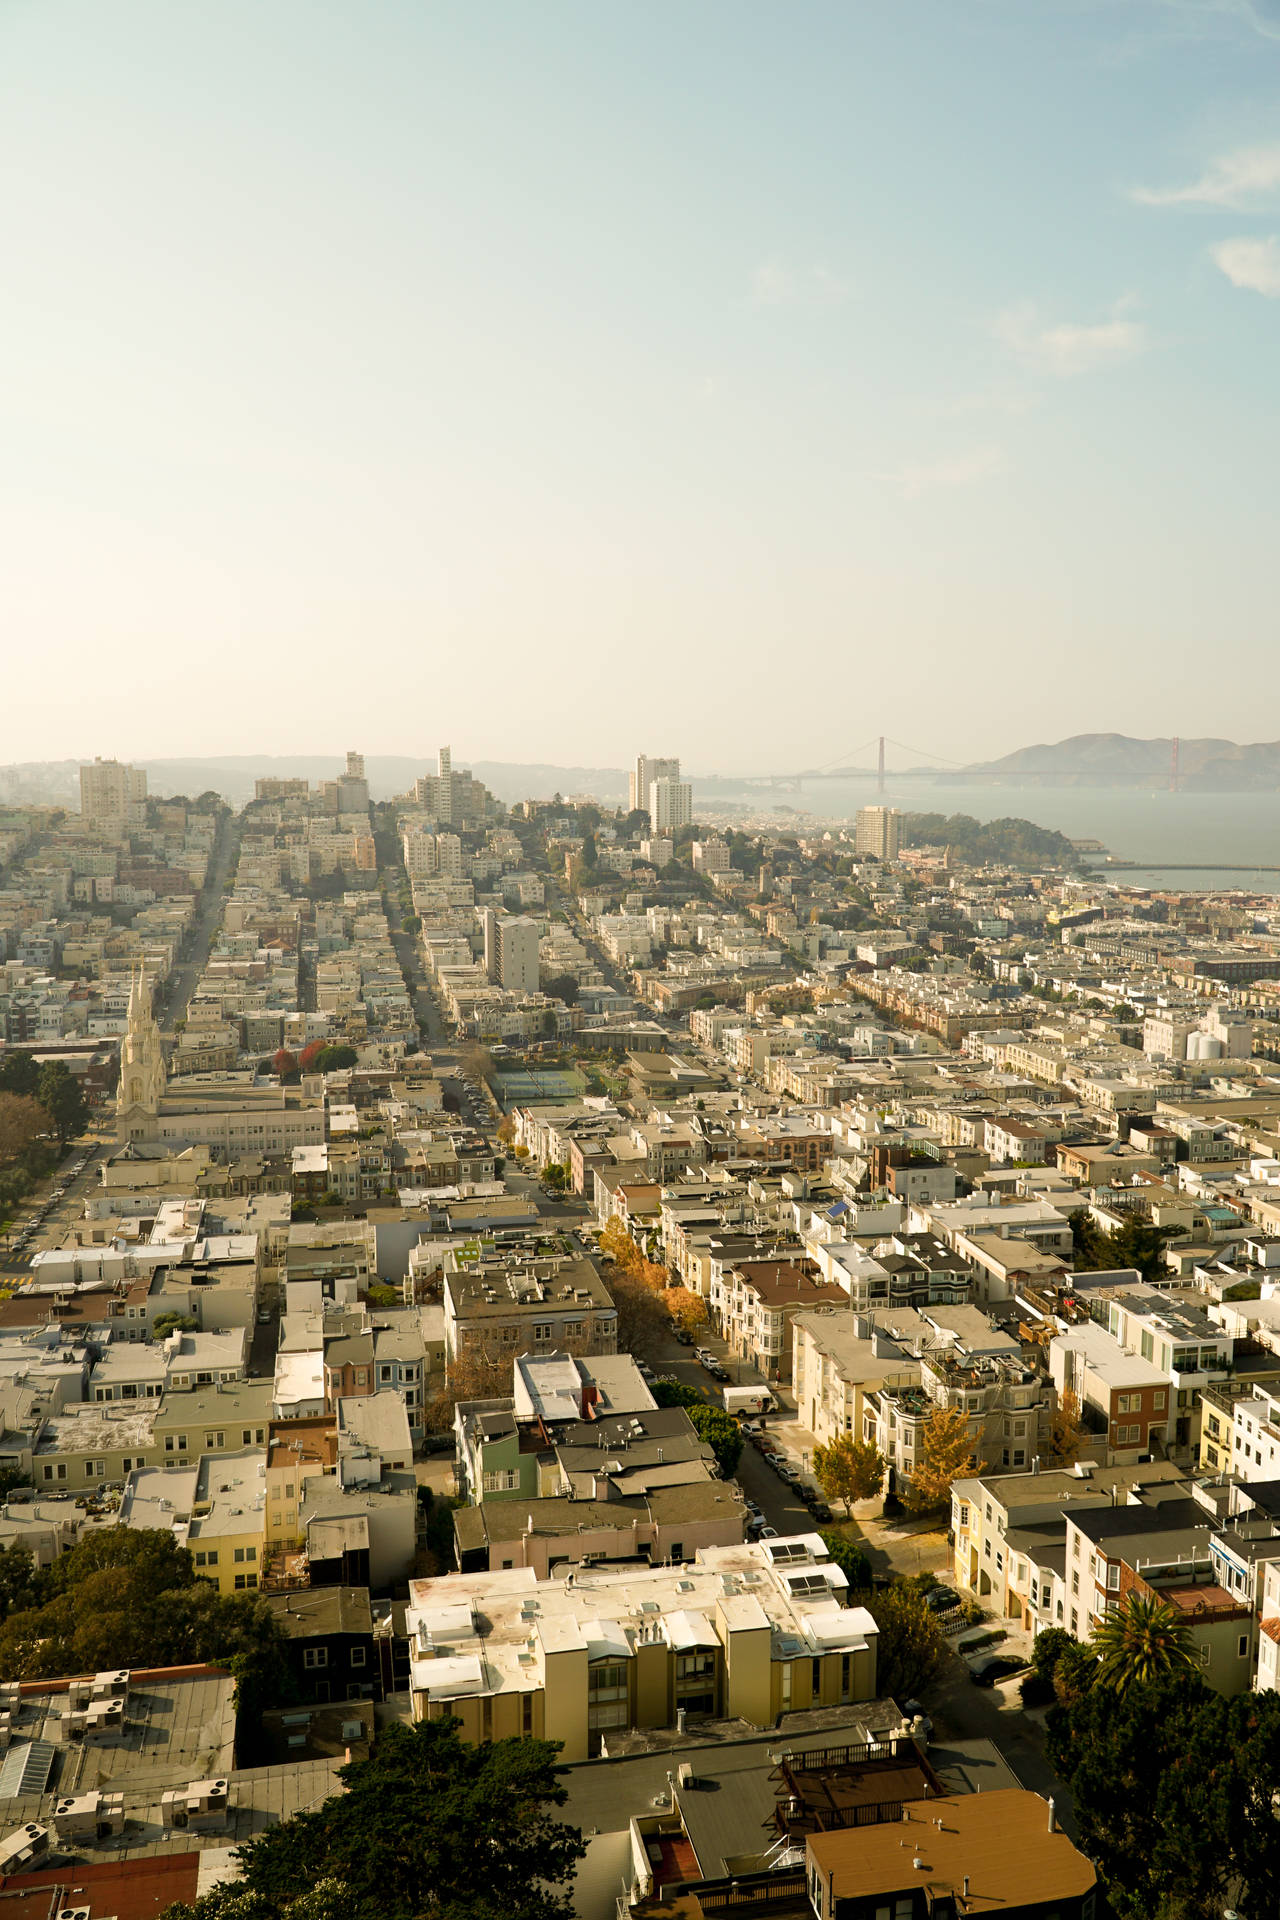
(0, 1854), (202, 1920)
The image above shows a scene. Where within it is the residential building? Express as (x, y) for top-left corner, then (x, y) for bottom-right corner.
(443, 1253), (619, 1371)
(854, 807), (901, 863)
(406, 1534), (878, 1758)
(496, 916), (539, 995)
(264, 1586), (379, 1704)
(79, 758), (148, 831)
(649, 779), (693, 835)
(629, 755), (680, 813)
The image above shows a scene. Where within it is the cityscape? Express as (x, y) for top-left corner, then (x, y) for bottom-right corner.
(6, 1), (1280, 1916)
(2, 744), (1280, 1916)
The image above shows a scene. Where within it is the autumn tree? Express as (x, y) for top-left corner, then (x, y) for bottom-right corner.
(298, 1040), (328, 1072)
(1041, 1387), (1089, 1468)
(0, 1094), (46, 1167)
(272, 1048), (299, 1080)
(605, 1263), (669, 1361)
(667, 1288), (708, 1336)
(904, 1405), (982, 1515)
(813, 1436), (885, 1516)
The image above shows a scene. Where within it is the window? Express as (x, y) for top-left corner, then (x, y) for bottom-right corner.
(195, 1550), (218, 1567)
(165, 1435), (188, 1454)
(350, 1646), (366, 1667)
(958, 1503), (969, 1527)
(204, 1431), (225, 1449)
(522, 1693), (534, 1735)
(380, 1366), (392, 1382)
(482, 1469), (519, 1493)
(42, 1463), (68, 1483)
(234, 1573), (258, 1590)
(1238, 1635), (1250, 1658)
(85, 1460), (106, 1479)
(1107, 1564), (1120, 1591)
(304, 1648), (329, 1669)
(1154, 1391), (1166, 1410)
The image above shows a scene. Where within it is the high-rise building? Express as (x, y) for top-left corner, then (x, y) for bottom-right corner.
(412, 747), (495, 828)
(496, 916), (539, 995)
(79, 758), (148, 831)
(629, 754), (680, 812)
(345, 751), (365, 778)
(855, 805), (902, 862)
(649, 777), (693, 834)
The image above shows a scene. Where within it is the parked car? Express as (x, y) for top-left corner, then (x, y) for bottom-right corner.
(672, 1328), (694, 1346)
(924, 1586), (960, 1615)
(809, 1500), (833, 1523)
(969, 1654), (1028, 1688)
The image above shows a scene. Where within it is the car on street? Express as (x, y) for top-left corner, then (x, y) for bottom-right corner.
(968, 1654), (1028, 1688)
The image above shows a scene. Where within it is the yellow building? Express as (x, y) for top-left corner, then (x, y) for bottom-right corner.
(407, 1535), (878, 1760)
(187, 1448), (268, 1595)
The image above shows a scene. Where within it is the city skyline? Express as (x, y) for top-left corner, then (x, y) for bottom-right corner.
(4, 2), (1280, 762)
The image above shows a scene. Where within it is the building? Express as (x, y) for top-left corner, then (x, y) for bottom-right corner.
(854, 807), (901, 863)
(649, 778), (693, 835)
(496, 916), (540, 995)
(806, 1789), (1096, 1920)
(443, 1252), (619, 1370)
(629, 755), (680, 813)
(406, 1534), (878, 1758)
(79, 758), (148, 831)
(264, 1585), (378, 1703)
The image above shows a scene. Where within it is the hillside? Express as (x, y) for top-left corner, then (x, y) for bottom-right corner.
(972, 733), (1280, 790)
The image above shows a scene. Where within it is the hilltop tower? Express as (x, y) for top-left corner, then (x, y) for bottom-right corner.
(116, 967), (166, 1142)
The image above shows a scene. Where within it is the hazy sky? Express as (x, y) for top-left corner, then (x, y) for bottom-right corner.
(4, 1), (1280, 774)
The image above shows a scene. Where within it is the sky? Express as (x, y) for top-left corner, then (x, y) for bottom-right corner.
(3, 0), (1280, 776)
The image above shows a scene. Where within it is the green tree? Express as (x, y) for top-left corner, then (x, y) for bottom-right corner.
(1070, 1209), (1171, 1282)
(166, 1718), (586, 1920)
(686, 1404), (743, 1478)
(864, 1584), (948, 1700)
(152, 1312), (200, 1340)
(812, 1435), (885, 1516)
(36, 1061), (88, 1146)
(1042, 1673), (1280, 1920)
(818, 1531), (873, 1592)
(1089, 1591), (1197, 1695)
(0, 1053), (39, 1098)
(314, 1045), (359, 1073)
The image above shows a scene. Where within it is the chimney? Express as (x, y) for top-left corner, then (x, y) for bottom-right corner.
(676, 1707), (687, 1735)
(1047, 1796), (1056, 1833)
(963, 1876), (970, 1902)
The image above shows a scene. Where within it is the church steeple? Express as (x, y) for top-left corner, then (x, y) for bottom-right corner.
(116, 965), (165, 1140)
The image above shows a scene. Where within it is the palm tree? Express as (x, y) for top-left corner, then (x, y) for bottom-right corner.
(1090, 1592), (1197, 1694)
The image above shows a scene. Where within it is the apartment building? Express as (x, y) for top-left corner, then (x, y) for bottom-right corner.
(649, 779), (693, 834)
(854, 807), (901, 863)
(407, 1534), (878, 1758)
(712, 1258), (830, 1381)
(950, 1458), (1185, 1626)
(186, 1448), (268, 1594)
(443, 1254), (619, 1370)
(80, 758), (148, 831)
(1049, 1322), (1171, 1463)
(791, 1310), (920, 1450)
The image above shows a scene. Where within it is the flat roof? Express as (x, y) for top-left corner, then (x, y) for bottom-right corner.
(809, 1789), (1095, 1910)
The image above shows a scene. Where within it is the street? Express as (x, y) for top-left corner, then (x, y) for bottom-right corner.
(157, 810), (240, 1033)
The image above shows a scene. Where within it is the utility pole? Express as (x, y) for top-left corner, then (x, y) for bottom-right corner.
(877, 736), (886, 795)
(1170, 736), (1180, 793)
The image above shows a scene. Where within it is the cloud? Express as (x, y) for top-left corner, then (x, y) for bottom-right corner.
(749, 260), (848, 308)
(894, 446), (1007, 500)
(1134, 140), (1280, 208)
(1143, 1), (1280, 45)
(1212, 233), (1280, 294)
(994, 300), (1148, 376)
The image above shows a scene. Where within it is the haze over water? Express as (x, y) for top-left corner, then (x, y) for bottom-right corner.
(754, 780), (1280, 891)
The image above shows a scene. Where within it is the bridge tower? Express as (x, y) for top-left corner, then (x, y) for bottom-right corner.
(1170, 736), (1180, 793)
(877, 736), (885, 795)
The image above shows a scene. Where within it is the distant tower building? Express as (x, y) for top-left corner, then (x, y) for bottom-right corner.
(116, 968), (166, 1142)
(649, 778), (693, 834)
(345, 751), (365, 779)
(79, 758), (148, 831)
(855, 806), (902, 862)
(630, 755), (680, 813)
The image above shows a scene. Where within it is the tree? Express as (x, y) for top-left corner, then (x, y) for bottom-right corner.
(1089, 1591), (1197, 1695)
(903, 1406), (982, 1515)
(812, 1436), (885, 1516)
(401, 914), (420, 934)
(605, 1263), (671, 1361)
(864, 1584), (948, 1699)
(0, 1093), (46, 1167)
(272, 1048), (299, 1080)
(314, 1045), (358, 1073)
(686, 1405), (743, 1478)
(1041, 1673), (1280, 1920)
(152, 1312), (200, 1340)
(0, 1053), (39, 1098)
(818, 1531), (872, 1592)
(667, 1288), (708, 1336)
(36, 1061), (88, 1146)
(542, 1162), (568, 1194)
(1070, 1209), (1171, 1283)
(298, 1040), (328, 1072)
(540, 972), (579, 1006)
(164, 1718), (585, 1920)
(1041, 1388), (1089, 1468)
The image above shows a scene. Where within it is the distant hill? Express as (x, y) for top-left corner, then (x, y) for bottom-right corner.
(971, 733), (1280, 790)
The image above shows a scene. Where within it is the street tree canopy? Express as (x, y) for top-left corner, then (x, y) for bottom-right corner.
(812, 1436), (884, 1515)
(162, 1717), (585, 1920)
(903, 1406), (981, 1515)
